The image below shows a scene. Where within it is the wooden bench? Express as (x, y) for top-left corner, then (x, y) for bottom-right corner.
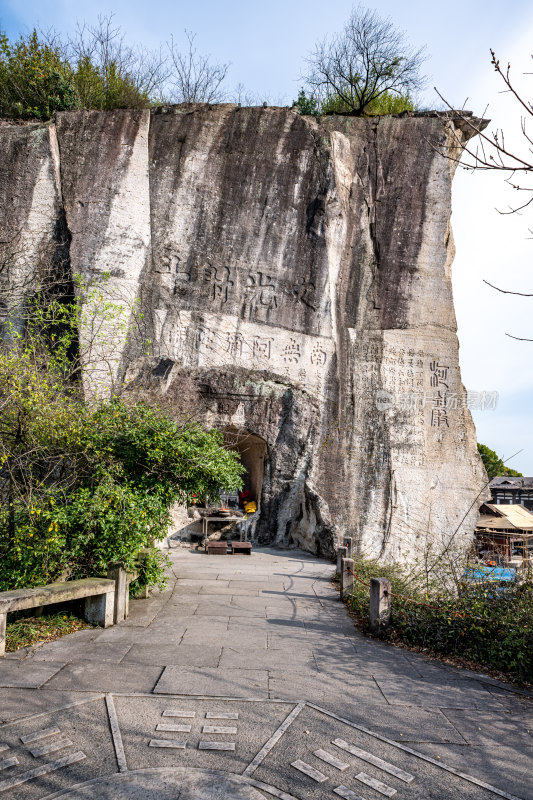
(206, 540), (228, 555)
(231, 542), (252, 555)
(0, 577), (116, 657)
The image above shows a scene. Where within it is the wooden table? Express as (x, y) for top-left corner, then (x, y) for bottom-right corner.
(201, 515), (247, 546)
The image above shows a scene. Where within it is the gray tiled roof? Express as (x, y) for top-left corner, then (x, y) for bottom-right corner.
(490, 477), (533, 489)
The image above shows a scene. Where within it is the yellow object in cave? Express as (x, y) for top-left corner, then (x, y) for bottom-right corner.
(244, 501), (257, 514)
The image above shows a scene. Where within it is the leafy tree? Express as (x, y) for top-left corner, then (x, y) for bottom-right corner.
(293, 89), (320, 116)
(0, 29), (78, 119)
(477, 443), (523, 479)
(0, 284), (243, 591)
(302, 5), (426, 116)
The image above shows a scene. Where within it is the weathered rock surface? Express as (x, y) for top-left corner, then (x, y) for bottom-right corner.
(55, 109), (151, 392)
(0, 106), (488, 561)
(0, 122), (62, 330)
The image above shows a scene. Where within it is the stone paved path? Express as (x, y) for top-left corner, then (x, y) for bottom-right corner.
(0, 547), (532, 800)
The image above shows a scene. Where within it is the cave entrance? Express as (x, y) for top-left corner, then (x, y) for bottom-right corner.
(223, 428), (267, 510)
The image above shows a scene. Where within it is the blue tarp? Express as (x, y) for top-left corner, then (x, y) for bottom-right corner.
(463, 566), (516, 583)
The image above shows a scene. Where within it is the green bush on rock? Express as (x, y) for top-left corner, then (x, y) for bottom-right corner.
(0, 30), (78, 119)
(0, 26), (152, 120)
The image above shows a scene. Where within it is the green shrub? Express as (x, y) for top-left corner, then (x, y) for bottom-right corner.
(0, 28), (150, 120)
(0, 400), (244, 591)
(131, 549), (171, 596)
(294, 88), (416, 118)
(346, 557), (533, 683)
(321, 89), (415, 115)
(294, 89), (320, 116)
(0, 288), (244, 591)
(364, 91), (416, 115)
(72, 56), (150, 111)
(0, 30), (78, 119)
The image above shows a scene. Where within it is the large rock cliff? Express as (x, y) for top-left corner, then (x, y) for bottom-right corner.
(0, 106), (488, 561)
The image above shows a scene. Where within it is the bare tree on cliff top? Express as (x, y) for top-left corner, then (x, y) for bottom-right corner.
(67, 14), (169, 99)
(167, 30), (230, 104)
(436, 50), (533, 340)
(42, 16), (230, 107)
(303, 5), (426, 115)
(40, 14), (169, 107)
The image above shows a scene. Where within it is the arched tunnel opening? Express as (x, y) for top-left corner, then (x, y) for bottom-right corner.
(223, 427), (268, 511)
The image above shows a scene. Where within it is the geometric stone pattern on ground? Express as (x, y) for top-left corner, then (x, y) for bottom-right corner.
(0, 549), (531, 800)
(245, 703), (523, 800)
(0, 697), (115, 800)
(33, 769), (271, 799)
(114, 695), (292, 775)
(0, 695), (526, 800)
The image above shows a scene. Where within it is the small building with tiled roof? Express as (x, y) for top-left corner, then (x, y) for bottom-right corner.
(489, 477), (533, 510)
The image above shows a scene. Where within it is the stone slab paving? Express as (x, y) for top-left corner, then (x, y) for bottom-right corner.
(0, 547), (532, 799)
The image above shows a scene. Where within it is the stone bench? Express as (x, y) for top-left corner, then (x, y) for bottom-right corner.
(107, 561), (139, 617)
(231, 542), (252, 555)
(0, 577), (116, 657)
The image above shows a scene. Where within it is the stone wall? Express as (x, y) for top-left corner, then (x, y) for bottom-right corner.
(0, 106), (489, 561)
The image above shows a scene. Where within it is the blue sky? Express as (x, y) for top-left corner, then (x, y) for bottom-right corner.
(2, 0), (533, 473)
(2, 0), (532, 107)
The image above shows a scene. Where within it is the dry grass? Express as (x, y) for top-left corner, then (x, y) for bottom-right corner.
(6, 613), (94, 652)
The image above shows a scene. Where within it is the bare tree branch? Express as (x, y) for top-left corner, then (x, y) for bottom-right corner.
(42, 13), (170, 105)
(166, 30), (230, 104)
(302, 5), (426, 114)
(435, 50), (533, 342)
(483, 280), (533, 296)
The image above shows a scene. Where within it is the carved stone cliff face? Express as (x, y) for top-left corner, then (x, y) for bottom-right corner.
(0, 107), (488, 561)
